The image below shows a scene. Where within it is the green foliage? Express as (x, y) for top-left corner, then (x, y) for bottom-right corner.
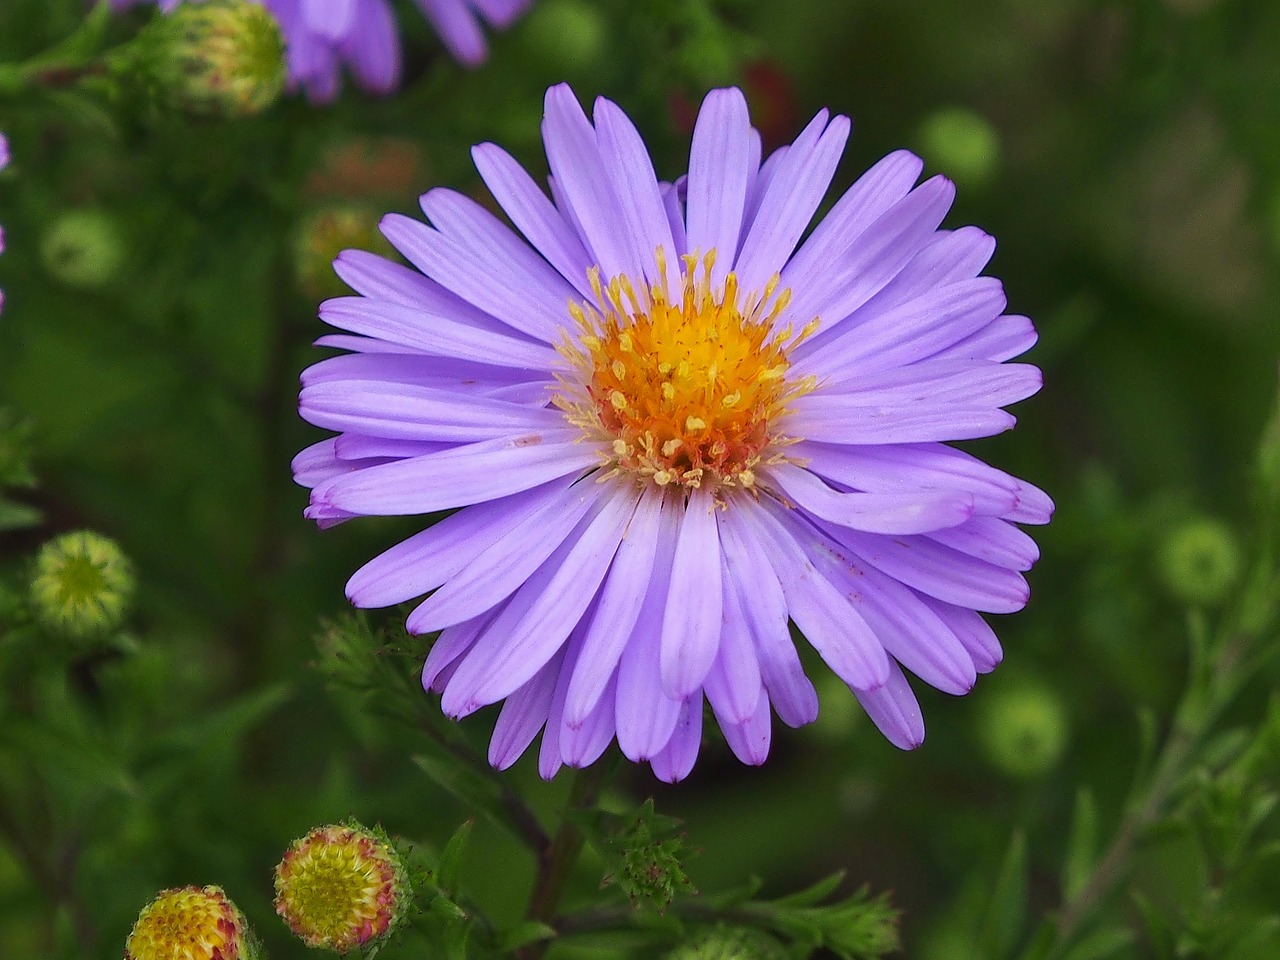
(595, 799), (697, 909)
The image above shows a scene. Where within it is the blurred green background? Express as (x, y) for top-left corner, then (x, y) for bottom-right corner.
(3, 0), (1280, 957)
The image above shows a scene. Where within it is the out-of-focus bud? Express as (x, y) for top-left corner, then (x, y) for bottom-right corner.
(40, 208), (126, 288)
(126, 885), (262, 960)
(917, 107), (1001, 188)
(666, 927), (788, 960)
(29, 530), (134, 639)
(977, 677), (1069, 779)
(294, 206), (390, 302)
(125, 0), (285, 118)
(274, 820), (411, 954)
(1157, 517), (1241, 607)
(523, 0), (608, 72)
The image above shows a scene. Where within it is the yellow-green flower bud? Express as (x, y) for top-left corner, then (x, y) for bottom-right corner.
(29, 530), (134, 638)
(130, 0), (285, 118)
(274, 820), (411, 954)
(666, 928), (787, 960)
(294, 206), (390, 302)
(40, 208), (126, 288)
(126, 885), (262, 960)
(977, 678), (1069, 779)
(1157, 517), (1241, 607)
(917, 107), (1001, 188)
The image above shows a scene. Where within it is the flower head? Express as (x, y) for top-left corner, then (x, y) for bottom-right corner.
(29, 530), (135, 638)
(127, 0), (286, 116)
(274, 821), (410, 953)
(112, 0), (534, 102)
(126, 885), (261, 960)
(294, 84), (1052, 781)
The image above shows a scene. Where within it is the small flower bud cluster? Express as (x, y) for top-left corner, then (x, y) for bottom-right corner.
(29, 530), (134, 639)
(125, 0), (285, 118)
(126, 885), (262, 960)
(274, 820), (411, 954)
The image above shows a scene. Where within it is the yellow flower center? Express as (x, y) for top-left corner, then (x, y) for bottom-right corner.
(274, 826), (402, 953)
(125, 886), (245, 960)
(558, 250), (817, 493)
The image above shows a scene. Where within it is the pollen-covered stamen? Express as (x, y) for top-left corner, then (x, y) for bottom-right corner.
(558, 249), (818, 492)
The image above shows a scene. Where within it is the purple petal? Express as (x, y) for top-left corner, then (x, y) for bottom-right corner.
(321, 295), (553, 369)
(685, 87), (752, 283)
(853, 661), (925, 749)
(472, 142), (595, 298)
(790, 176), (958, 345)
(805, 527), (977, 695)
(593, 96), (680, 291)
(413, 0), (487, 65)
(300, 379), (562, 442)
(345, 474), (576, 607)
(924, 598), (1004, 673)
(927, 516), (1041, 571)
(564, 486), (664, 726)
(833, 527), (1031, 614)
(716, 691), (772, 766)
(794, 277), (1006, 380)
(312, 431), (599, 516)
(702, 569), (763, 725)
(731, 501), (890, 692)
(489, 652), (561, 769)
(792, 441), (1022, 518)
(717, 506), (818, 727)
(444, 483), (637, 705)
(649, 697), (702, 783)
(789, 398), (1016, 445)
(762, 461), (973, 535)
(660, 488), (724, 699)
(928, 314), (1040, 364)
(782, 150), (924, 323)
(734, 110), (849, 294)
(615, 495), (684, 760)
(542, 84), (637, 283)
(406, 477), (601, 632)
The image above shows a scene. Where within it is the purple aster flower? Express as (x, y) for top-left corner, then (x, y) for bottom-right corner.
(111, 0), (533, 102)
(293, 84), (1053, 782)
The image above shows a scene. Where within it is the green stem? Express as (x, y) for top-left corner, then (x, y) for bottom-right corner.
(520, 762), (616, 959)
(0, 1), (111, 96)
(1042, 618), (1259, 960)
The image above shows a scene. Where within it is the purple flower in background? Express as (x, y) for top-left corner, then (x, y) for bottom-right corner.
(294, 84), (1053, 781)
(111, 0), (533, 101)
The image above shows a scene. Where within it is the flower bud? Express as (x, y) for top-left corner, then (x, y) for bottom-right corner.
(1157, 517), (1241, 607)
(274, 820), (411, 954)
(917, 107), (1001, 188)
(29, 530), (134, 639)
(126, 885), (261, 960)
(40, 208), (126, 288)
(294, 206), (389, 302)
(666, 928), (787, 960)
(523, 0), (608, 72)
(977, 677), (1069, 779)
(128, 0), (285, 118)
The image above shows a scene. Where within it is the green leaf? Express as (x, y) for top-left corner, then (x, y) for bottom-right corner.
(774, 870), (846, 909)
(437, 819), (473, 898)
(0, 497), (41, 531)
(1061, 927), (1134, 960)
(494, 920), (556, 952)
(1130, 890), (1175, 960)
(411, 752), (528, 842)
(1062, 789), (1098, 902)
(974, 830), (1028, 960)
